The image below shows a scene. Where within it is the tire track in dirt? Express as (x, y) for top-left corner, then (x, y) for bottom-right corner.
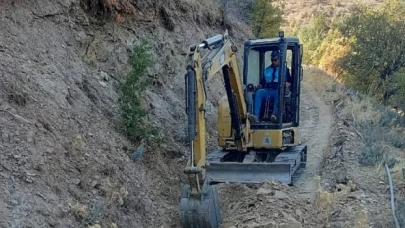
(293, 71), (333, 200)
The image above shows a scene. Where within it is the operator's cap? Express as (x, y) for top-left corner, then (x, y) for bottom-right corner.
(271, 50), (280, 58)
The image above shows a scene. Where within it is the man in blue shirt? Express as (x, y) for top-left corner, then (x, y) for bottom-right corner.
(250, 50), (291, 123)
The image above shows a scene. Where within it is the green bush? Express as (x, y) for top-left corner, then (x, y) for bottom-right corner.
(118, 41), (158, 143)
(293, 0), (405, 110)
(295, 12), (332, 65)
(357, 107), (405, 165)
(359, 143), (386, 166)
(359, 119), (387, 166)
(334, 0), (405, 105)
(290, 0), (405, 166)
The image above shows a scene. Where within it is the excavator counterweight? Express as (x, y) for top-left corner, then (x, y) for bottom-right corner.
(179, 30), (307, 228)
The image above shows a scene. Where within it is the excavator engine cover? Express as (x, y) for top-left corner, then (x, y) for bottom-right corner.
(179, 184), (222, 228)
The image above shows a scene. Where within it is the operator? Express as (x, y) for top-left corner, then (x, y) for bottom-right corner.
(250, 50), (291, 123)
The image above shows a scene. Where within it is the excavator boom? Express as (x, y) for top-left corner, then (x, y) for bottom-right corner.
(184, 31), (246, 172)
(181, 31), (247, 228)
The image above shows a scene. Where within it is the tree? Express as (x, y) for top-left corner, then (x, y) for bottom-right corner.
(296, 12), (331, 65)
(335, 0), (405, 105)
(318, 28), (351, 75)
(250, 0), (283, 38)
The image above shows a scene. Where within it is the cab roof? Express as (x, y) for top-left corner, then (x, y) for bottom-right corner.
(244, 37), (300, 46)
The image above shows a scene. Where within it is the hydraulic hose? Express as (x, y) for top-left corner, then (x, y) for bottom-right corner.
(385, 163), (400, 228)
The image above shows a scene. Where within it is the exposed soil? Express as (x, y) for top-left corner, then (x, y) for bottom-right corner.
(0, 1), (399, 228)
(0, 1), (251, 227)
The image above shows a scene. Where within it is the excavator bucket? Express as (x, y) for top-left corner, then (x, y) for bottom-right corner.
(179, 184), (221, 228)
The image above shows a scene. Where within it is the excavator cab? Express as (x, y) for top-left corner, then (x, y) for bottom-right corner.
(179, 31), (307, 228)
(244, 32), (303, 128)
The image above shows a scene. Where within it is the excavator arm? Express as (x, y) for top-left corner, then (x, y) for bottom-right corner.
(184, 31), (247, 190)
(180, 31), (247, 227)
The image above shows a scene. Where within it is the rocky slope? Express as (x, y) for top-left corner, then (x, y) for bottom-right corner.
(0, 0), (252, 227)
(1, 1), (400, 228)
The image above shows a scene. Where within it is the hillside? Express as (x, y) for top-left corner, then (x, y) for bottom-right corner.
(1, 0), (404, 227)
(281, 0), (383, 29)
(0, 0), (251, 227)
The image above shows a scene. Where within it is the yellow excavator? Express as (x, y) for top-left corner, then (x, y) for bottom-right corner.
(179, 30), (307, 227)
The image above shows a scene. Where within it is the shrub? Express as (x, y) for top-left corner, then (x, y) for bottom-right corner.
(118, 41), (158, 143)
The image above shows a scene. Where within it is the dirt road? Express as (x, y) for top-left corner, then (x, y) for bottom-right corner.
(293, 69), (333, 200)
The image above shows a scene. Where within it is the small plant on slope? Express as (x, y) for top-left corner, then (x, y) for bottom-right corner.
(118, 41), (158, 143)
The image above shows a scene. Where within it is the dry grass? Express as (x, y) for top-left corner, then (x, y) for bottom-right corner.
(353, 210), (369, 228)
(70, 182), (128, 225)
(314, 175), (356, 214)
(390, 161), (405, 184)
(303, 66), (341, 97)
(110, 186), (128, 206)
(305, 68), (380, 228)
(343, 95), (405, 167)
(281, 0), (383, 29)
(309, 67), (405, 228)
(314, 175), (370, 227)
(71, 202), (89, 220)
(72, 135), (86, 152)
(315, 182), (354, 209)
(88, 224), (101, 228)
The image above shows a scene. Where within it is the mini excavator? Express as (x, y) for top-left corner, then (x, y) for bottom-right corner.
(179, 30), (307, 228)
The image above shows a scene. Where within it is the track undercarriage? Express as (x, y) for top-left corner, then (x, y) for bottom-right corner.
(179, 145), (307, 228)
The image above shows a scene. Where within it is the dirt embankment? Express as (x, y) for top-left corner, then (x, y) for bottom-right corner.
(1, 0), (401, 227)
(0, 1), (252, 227)
(314, 70), (399, 228)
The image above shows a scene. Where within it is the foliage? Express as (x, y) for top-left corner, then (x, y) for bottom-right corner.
(390, 71), (405, 110)
(295, 0), (405, 108)
(249, 0), (283, 38)
(294, 0), (405, 166)
(335, 1), (405, 105)
(317, 29), (351, 75)
(359, 142), (386, 166)
(296, 12), (333, 65)
(356, 103), (405, 166)
(118, 41), (158, 143)
(296, 26), (321, 64)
